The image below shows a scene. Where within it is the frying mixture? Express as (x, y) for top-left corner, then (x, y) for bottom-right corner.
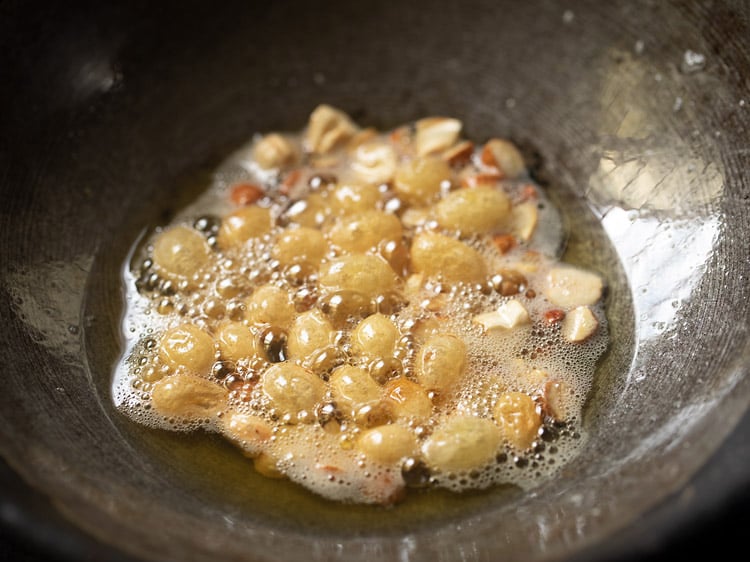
(113, 105), (608, 505)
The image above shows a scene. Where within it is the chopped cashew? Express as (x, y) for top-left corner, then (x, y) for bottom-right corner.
(473, 299), (531, 332)
(306, 104), (358, 154)
(415, 117), (462, 157)
(545, 267), (604, 307)
(561, 306), (598, 342)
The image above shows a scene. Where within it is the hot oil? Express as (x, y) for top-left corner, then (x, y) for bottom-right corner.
(93, 123), (632, 534)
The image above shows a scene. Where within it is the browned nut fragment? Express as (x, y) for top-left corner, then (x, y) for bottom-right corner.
(151, 373), (228, 421)
(306, 104), (358, 154)
(492, 233), (517, 255)
(441, 140), (474, 166)
(415, 117), (462, 157)
(480, 138), (526, 179)
(253, 133), (298, 170)
(543, 309), (566, 324)
(561, 306), (598, 342)
(460, 172), (503, 189)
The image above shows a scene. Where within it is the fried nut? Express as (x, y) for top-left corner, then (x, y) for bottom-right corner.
(415, 117), (463, 157)
(441, 140), (474, 166)
(510, 201), (539, 241)
(480, 138), (525, 179)
(306, 104), (358, 154)
(351, 140), (397, 185)
(561, 306), (598, 342)
(545, 267), (604, 307)
(473, 300), (530, 332)
(253, 133), (298, 170)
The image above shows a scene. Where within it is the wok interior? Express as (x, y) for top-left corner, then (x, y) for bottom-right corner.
(1, 1), (748, 560)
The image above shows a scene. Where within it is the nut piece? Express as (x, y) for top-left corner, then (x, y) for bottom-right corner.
(480, 138), (525, 179)
(509, 201), (538, 241)
(544, 267), (604, 307)
(351, 140), (397, 185)
(306, 104), (358, 154)
(472, 300), (530, 332)
(347, 127), (379, 152)
(415, 117), (462, 157)
(561, 306), (598, 342)
(441, 140), (474, 166)
(253, 133), (298, 170)
(151, 373), (228, 421)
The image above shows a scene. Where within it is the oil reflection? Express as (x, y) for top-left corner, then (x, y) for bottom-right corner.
(599, 206), (720, 353)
